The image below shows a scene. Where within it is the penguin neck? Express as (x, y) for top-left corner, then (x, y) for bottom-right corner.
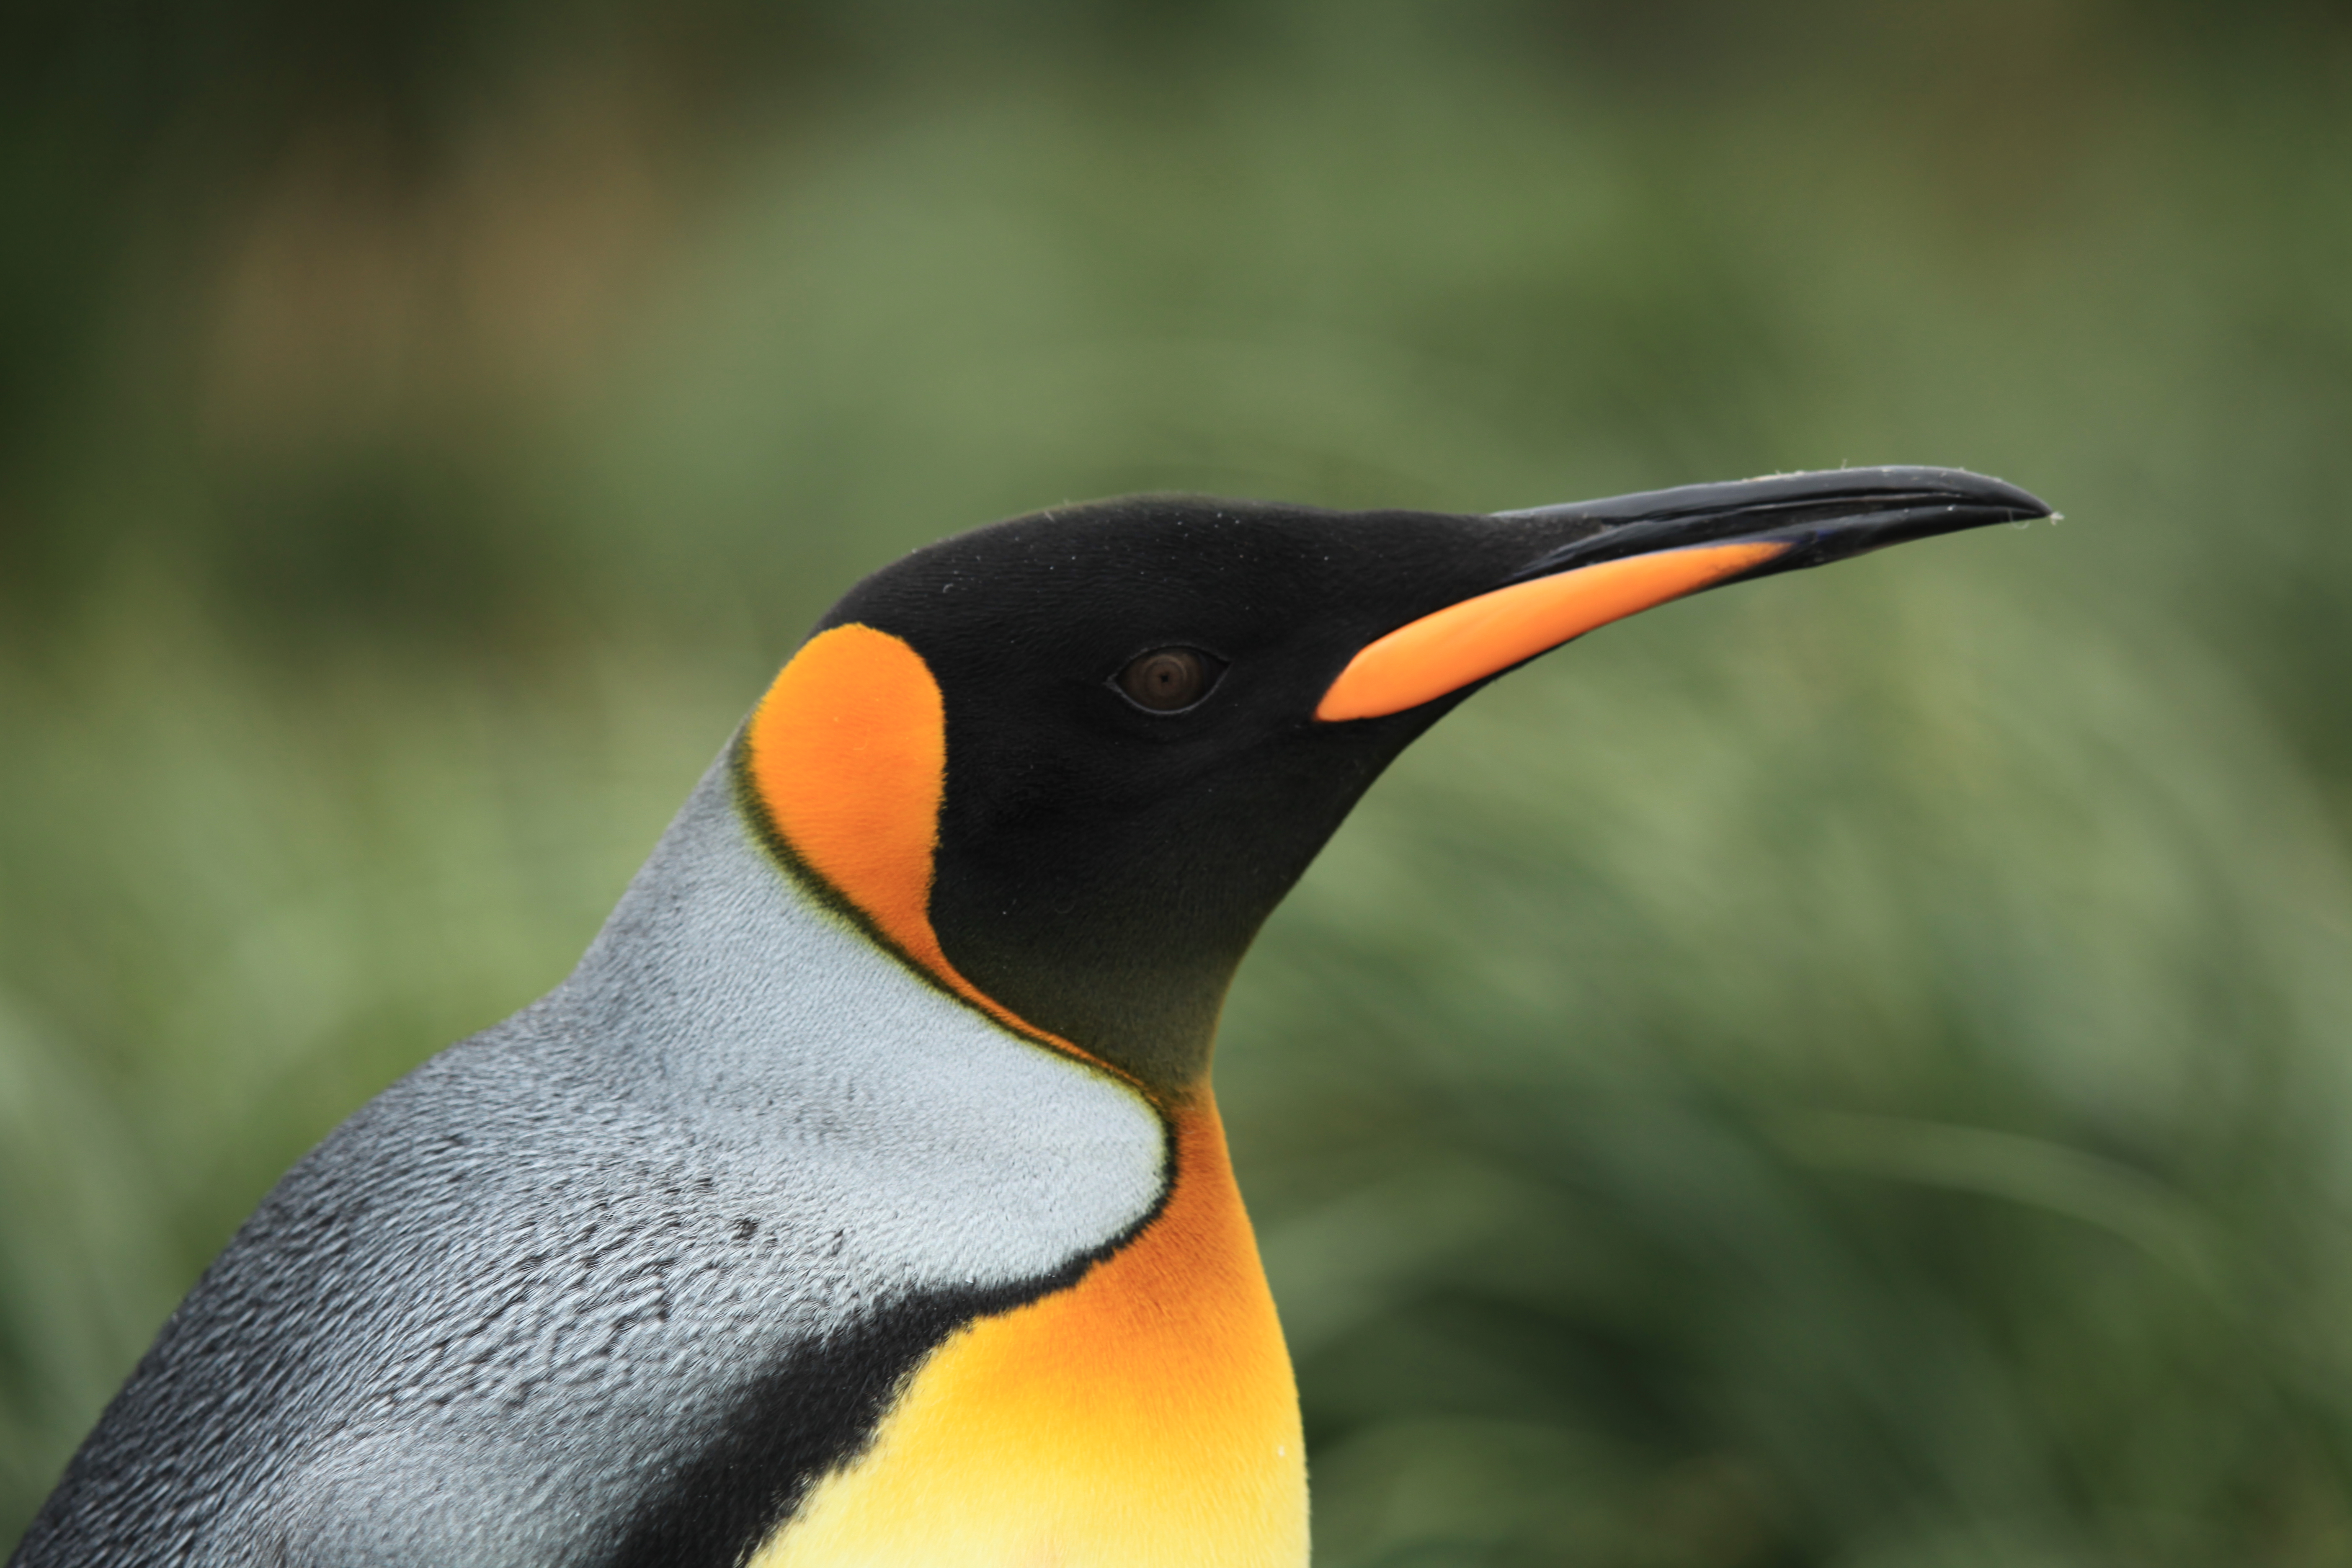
(725, 735), (1240, 1099)
(936, 947), (1238, 1099)
(919, 833), (1262, 1094)
(911, 927), (1240, 1102)
(558, 758), (1199, 1132)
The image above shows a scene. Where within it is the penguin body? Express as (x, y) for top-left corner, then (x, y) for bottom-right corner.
(18, 758), (1180, 1565)
(11, 472), (2045, 1568)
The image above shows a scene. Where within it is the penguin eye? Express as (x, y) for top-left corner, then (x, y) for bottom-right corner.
(1114, 647), (1221, 713)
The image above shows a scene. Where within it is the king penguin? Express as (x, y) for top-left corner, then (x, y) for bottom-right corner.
(10, 466), (2046, 1568)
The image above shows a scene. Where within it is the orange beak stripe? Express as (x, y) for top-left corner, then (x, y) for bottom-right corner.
(1315, 539), (1790, 722)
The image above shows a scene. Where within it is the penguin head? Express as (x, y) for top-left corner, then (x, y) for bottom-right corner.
(740, 467), (2047, 1096)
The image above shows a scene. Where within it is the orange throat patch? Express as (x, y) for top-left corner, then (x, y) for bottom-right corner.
(748, 1101), (1308, 1568)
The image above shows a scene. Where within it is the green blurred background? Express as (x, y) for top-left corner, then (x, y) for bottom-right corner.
(8, 0), (2352, 1560)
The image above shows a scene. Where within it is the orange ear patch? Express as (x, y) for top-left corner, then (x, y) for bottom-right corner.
(1316, 539), (1789, 721)
(745, 624), (1127, 1081)
(749, 624), (950, 973)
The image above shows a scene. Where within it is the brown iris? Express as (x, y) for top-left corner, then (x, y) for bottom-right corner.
(1116, 647), (1218, 712)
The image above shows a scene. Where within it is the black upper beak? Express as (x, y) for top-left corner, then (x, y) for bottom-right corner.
(1495, 465), (2052, 586)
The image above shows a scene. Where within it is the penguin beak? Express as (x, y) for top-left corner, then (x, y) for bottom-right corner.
(1315, 466), (2051, 722)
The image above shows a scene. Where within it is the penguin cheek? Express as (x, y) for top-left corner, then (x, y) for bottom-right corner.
(743, 624), (1142, 1090)
(745, 622), (952, 972)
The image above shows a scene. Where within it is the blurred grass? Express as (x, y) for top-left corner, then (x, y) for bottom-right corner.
(9, 0), (2352, 1560)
